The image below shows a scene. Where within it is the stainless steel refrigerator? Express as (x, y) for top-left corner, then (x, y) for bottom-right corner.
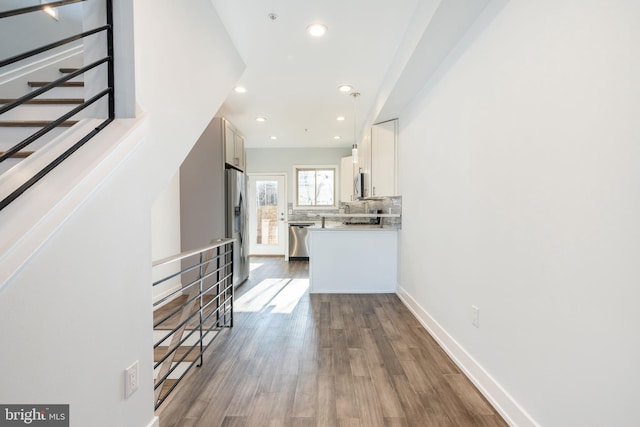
(226, 168), (249, 286)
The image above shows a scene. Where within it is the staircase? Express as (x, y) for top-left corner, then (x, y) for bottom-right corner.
(0, 68), (85, 175)
(0, 1), (114, 211)
(153, 294), (221, 399)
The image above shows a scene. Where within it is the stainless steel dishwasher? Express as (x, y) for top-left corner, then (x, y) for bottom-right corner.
(288, 223), (315, 259)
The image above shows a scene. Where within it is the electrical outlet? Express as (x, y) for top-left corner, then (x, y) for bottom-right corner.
(471, 305), (480, 328)
(125, 361), (139, 398)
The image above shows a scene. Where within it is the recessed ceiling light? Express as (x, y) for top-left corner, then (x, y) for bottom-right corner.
(42, 1), (59, 20)
(256, 116), (267, 122)
(270, 136), (277, 140)
(307, 23), (328, 37)
(334, 136), (341, 140)
(338, 84), (353, 93)
(234, 86), (247, 93)
(336, 116), (345, 121)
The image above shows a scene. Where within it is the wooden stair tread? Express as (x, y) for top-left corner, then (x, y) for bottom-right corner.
(153, 293), (224, 330)
(154, 346), (200, 363)
(59, 68), (79, 74)
(156, 379), (178, 399)
(0, 98), (84, 105)
(0, 120), (78, 127)
(27, 81), (84, 87)
(0, 151), (34, 159)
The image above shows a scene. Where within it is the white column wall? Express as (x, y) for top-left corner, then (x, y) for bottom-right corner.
(397, 1), (640, 426)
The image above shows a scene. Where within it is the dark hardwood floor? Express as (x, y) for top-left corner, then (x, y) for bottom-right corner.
(156, 256), (507, 427)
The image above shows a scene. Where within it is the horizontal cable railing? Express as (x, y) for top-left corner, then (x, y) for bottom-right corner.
(0, 0), (114, 211)
(152, 239), (235, 410)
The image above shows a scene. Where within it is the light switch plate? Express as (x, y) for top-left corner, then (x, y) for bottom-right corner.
(471, 305), (480, 328)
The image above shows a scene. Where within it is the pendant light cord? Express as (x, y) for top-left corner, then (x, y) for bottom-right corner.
(351, 92), (360, 163)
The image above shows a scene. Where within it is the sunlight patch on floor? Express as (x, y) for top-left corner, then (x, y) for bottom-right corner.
(235, 277), (309, 314)
(268, 278), (309, 314)
(249, 262), (264, 272)
(235, 278), (291, 312)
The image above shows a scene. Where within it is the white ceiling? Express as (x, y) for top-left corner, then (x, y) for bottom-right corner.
(211, 0), (491, 149)
(212, 0), (422, 149)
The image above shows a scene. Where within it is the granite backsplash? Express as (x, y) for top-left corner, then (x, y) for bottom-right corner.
(288, 196), (402, 228)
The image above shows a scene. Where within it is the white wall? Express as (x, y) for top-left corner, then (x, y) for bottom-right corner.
(247, 147), (351, 203)
(0, 0), (83, 59)
(397, 1), (640, 426)
(0, 1), (243, 426)
(0, 134), (155, 427)
(151, 172), (181, 302)
(0, 1), (84, 97)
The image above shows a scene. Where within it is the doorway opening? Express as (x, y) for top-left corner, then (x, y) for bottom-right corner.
(248, 173), (287, 255)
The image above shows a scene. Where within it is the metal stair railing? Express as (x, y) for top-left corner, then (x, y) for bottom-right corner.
(0, 0), (114, 210)
(152, 238), (235, 410)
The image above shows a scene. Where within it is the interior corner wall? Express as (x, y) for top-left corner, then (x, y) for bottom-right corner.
(396, 1), (640, 426)
(136, 0), (244, 292)
(133, 0), (245, 198)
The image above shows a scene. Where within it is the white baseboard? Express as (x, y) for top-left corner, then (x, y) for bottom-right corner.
(145, 415), (159, 427)
(396, 286), (539, 427)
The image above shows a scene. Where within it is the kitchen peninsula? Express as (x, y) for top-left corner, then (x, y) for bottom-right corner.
(307, 212), (399, 293)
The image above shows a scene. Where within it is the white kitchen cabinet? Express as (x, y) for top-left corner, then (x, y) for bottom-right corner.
(224, 119), (245, 171)
(340, 156), (354, 202)
(370, 119), (398, 196)
(234, 132), (245, 171)
(358, 133), (371, 198)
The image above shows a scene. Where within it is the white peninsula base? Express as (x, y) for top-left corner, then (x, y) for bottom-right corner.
(308, 229), (398, 293)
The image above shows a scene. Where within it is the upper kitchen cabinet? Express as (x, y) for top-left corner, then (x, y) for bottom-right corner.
(224, 119), (246, 171)
(358, 133), (372, 198)
(340, 156), (355, 202)
(370, 119), (398, 196)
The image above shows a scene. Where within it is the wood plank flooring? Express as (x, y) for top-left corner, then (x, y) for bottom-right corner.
(156, 256), (507, 427)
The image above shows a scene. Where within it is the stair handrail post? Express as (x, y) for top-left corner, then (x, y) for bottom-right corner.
(105, 0), (115, 119)
(230, 244), (234, 328)
(197, 252), (204, 368)
(216, 245), (221, 327)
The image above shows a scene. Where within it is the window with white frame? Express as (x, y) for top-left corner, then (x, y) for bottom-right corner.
(295, 167), (336, 207)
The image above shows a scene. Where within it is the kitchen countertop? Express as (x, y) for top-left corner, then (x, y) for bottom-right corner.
(306, 213), (401, 218)
(308, 224), (398, 231)
(287, 220), (397, 230)
(306, 212), (401, 229)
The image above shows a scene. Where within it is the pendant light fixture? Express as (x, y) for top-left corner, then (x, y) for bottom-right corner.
(351, 91), (360, 163)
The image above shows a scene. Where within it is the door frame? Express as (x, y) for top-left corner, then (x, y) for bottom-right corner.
(247, 172), (288, 256)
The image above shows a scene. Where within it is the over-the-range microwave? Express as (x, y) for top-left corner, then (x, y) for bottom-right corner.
(354, 172), (365, 199)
